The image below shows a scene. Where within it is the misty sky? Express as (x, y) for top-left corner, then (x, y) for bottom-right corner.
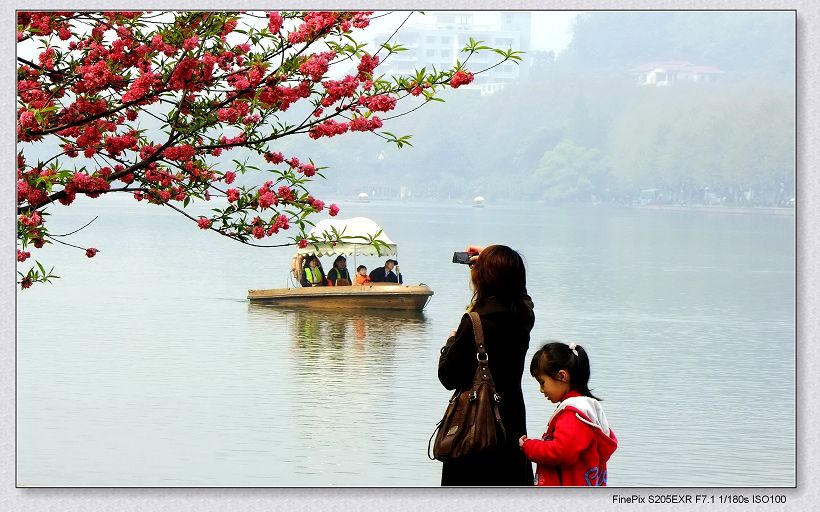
(368, 11), (579, 54)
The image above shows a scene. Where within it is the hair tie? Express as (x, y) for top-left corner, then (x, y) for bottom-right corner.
(568, 342), (579, 357)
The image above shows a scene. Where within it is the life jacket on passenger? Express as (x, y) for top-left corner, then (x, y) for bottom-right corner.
(327, 267), (351, 286)
(304, 266), (325, 286)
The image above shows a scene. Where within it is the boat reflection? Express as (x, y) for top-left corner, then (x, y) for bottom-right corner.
(247, 302), (428, 354)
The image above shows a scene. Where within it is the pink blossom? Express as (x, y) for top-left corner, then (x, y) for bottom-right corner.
(226, 188), (240, 202)
(299, 163), (317, 177)
(264, 151), (284, 164)
(299, 51), (336, 82)
(267, 12), (283, 33)
(258, 191), (277, 209)
(359, 94), (397, 112)
(85, 247), (99, 258)
(298, 238), (308, 248)
(357, 53), (380, 80)
(197, 218), (212, 230)
(183, 36), (200, 51)
(450, 70), (474, 89)
(164, 144), (196, 162)
(329, 204), (340, 216)
(275, 214), (290, 230)
(308, 119), (349, 139)
(223, 171), (236, 184)
(17, 249), (31, 262)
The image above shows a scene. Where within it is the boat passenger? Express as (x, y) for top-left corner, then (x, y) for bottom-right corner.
(327, 255), (352, 286)
(300, 256), (327, 287)
(355, 265), (371, 285)
(369, 259), (403, 284)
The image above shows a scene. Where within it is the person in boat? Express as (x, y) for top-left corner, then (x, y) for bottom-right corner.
(327, 255), (352, 286)
(369, 259), (402, 284)
(300, 255), (327, 287)
(355, 265), (371, 285)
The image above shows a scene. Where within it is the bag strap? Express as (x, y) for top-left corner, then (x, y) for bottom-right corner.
(468, 311), (486, 357)
(468, 311), (506, 439)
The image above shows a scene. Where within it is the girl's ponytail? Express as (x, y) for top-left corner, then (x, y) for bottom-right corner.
(530, 341), (600, 400)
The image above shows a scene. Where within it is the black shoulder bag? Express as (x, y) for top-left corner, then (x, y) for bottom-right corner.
(428, 311), (506, 460)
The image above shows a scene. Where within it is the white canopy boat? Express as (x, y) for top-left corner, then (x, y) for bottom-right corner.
(247, 217), (433, 311)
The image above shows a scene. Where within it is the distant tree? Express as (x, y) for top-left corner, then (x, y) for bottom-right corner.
(534, 140), (608, 202)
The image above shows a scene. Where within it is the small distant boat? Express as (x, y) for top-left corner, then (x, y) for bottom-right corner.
(248, 217), (433, 311)
(357, 192), (370, 202)
(473, 195), (485, 208)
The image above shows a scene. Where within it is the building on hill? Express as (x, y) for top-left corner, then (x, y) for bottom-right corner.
(631, 61), (724, 86)
(371, 11), (531, 96)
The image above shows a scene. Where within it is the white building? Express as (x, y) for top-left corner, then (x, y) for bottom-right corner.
(631, 61), (725, 86)
(371, 12), (531, 95)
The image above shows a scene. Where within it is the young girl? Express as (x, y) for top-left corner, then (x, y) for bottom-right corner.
(354, 265), (371, 285)
(519, 342), (617, 486)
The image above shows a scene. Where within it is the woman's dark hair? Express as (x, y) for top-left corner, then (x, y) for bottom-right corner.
(530, 342), (600, 400)
(333, 255), (346, 269)
(356, 265), (366, 272)
(470, 244), (527, 309)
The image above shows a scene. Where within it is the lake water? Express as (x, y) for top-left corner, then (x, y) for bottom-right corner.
(16, 197), (795, 486)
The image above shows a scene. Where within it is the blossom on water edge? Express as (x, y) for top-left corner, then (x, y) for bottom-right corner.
(85, 247), (99, 258)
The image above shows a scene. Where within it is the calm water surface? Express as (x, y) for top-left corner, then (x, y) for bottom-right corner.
(17, 198), (795, 486)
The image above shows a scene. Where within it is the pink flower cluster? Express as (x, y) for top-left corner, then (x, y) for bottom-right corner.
(287, 11), (340, 44)
(58, 172), (111, 204)
(450, 70), (474, 89)
(308, 119), (348, 139)
(226, 188), (241, 202)
(19, 212), (43, 227)
(257, 81), (311, 111)
(356, 53), (379, 80)
(217, 101), (250, 124)
(264, 151), (284, 164)
(321, 75), (359, 106)
(197, 218), (212, 229)
(103, 131), (138, 157)
(267, 12), (283, 33)
(164, 144), (196, 162)
(306, 195), (324, 212)
(299, 51), (336, 82)
(349, 115), (382, 132)
(17, 249), (31, 262)
(85, 247), (99, 258)
(359, 94), (397, 112)
(329, 204), (340, 216)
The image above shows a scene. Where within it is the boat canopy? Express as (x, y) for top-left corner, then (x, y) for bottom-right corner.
(296, 217), (397, 257)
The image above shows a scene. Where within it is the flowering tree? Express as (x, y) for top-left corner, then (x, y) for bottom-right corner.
(16, 11), (521, 288)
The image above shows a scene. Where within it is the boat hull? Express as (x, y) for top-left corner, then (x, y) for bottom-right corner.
(247, 284), (433, 311)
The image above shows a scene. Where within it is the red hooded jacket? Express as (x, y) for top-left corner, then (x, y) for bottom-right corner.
(521, 391), (618, 486)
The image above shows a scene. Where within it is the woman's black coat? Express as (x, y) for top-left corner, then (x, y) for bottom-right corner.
(437, 294), (535, 486)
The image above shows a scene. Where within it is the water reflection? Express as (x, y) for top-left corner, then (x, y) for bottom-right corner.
(244, 303), (436, 484)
